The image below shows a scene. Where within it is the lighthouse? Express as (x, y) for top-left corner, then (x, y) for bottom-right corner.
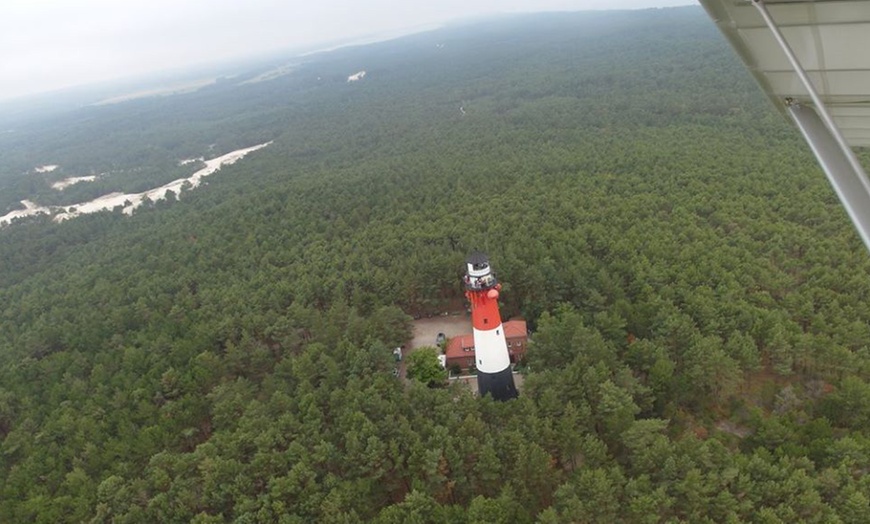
(463, 252), (518, 401)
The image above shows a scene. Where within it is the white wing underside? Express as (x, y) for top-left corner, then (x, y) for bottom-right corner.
(700, 0), (870, 251)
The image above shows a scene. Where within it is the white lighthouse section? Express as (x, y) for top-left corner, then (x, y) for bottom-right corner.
(467, 261), (490, 278)
(472, 325), (511, 373)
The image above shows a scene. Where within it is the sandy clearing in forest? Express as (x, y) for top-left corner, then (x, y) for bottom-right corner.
(51, 175), (98, 190)
(395, 315), (469, 380)
(410, 315), (470, 350)
(0, 142), (271, 227)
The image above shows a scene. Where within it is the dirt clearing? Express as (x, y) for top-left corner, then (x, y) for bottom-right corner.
(410, 315), (470, 349)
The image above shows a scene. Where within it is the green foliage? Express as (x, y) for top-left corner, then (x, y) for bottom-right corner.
(2, 6), (870, 523)
(405, 347), (447, 387)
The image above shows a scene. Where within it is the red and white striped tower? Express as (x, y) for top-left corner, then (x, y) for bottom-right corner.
(463, 252), (518, 401)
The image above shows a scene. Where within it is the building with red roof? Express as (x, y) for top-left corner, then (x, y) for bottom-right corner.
(445, 319), (528, 372)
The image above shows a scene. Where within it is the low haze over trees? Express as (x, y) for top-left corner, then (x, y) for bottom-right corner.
(2, 6), (870, 522)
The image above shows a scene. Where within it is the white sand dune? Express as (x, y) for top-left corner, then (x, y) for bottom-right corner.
(0, 200), (44, 225)
(51, 175), (98, 190)
(1, 142), (271, 227)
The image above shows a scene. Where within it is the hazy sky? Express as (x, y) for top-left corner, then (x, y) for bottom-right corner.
(0, 0), (695, 102)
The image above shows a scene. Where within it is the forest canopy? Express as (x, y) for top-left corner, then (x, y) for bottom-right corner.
(2, 6), (870, 522)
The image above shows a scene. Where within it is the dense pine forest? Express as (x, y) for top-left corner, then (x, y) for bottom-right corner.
(3, 6), (870, 522)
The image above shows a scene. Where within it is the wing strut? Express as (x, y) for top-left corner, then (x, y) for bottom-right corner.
(789, 103), (870, 250)
(752, 0), (870, 251)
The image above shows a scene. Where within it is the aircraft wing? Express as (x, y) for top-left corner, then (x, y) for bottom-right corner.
(699, 0), (870, 250)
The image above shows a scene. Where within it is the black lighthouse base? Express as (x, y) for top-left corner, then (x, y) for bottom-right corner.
(477, 367), (518, 401)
